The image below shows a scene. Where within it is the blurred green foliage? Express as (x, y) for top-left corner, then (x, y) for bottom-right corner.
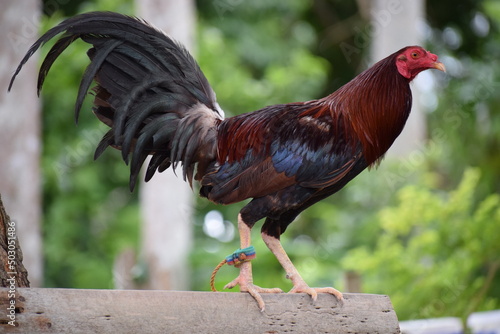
(343, 168), (500, 320)
(34, 0), (499, 322)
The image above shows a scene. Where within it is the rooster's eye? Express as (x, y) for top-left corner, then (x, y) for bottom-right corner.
(411, 52), (419, 58)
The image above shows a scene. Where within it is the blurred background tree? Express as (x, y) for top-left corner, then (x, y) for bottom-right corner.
(23, 0), (500, 323)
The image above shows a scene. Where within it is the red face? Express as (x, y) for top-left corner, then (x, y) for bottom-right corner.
(396, 46), (446, 80)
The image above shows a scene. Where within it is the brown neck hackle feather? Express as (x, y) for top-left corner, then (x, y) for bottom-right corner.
(317, 52), (412, 166)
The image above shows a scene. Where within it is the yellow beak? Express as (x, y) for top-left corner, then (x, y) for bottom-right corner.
(432, 61), (446, 72)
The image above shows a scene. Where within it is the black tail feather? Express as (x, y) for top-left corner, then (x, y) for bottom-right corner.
(94, 130), (114, 160)
(37, 34), (79, 96)
(10, 11), (223, 190)
(76, 40), (123, 123)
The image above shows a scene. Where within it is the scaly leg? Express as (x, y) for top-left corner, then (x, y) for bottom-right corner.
(262, 231), (344, 303)
(224, 214), (282, 311)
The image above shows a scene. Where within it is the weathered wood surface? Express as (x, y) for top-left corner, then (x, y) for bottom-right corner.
(0, 288), (400, 333)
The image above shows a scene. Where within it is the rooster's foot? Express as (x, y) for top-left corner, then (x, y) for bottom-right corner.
(224, 262), (282, 311)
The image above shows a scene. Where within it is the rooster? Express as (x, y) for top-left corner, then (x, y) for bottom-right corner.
(9, 12), (445, 311)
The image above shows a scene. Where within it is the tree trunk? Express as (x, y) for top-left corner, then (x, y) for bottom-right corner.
(0, 195), (30, 288)
(0, 0), (42, 287)
(135, 0), (196, 291)
(369, 0), (427, 156)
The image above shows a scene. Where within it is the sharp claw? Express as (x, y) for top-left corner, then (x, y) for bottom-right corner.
(246, 285), (266, 312)
(311, 290), (318, 302)
(223, 279), (238, 290)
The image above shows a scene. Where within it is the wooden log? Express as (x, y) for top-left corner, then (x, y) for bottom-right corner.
(0, 288), (400, 333)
